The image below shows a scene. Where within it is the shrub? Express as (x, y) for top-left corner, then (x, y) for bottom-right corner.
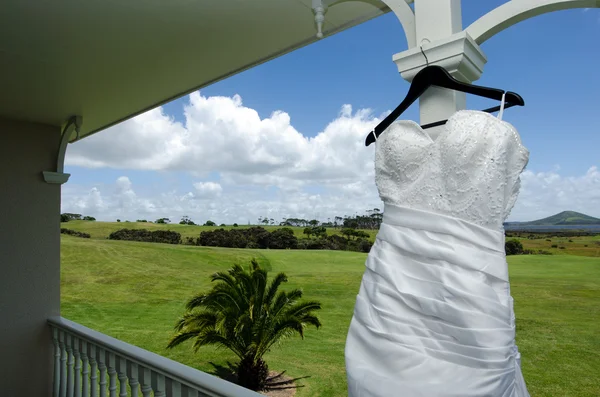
(166, 260), (321, 391)
(505, 239), (524, 255)
(551, 244), (558, 248)
(268, 228), (297, 249)
(559, 246), (566, 250)
(60, 228), (91, 238)
(108, 229), (181, 245)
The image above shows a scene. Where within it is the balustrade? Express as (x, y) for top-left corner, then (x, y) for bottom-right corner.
(49, 317), (262, 397)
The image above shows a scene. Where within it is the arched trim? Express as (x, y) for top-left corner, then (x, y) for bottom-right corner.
(466, 0), (600, 45)
(326, 0), (417, 47)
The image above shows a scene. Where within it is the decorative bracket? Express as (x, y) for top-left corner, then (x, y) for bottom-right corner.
(43, 115), (83, 185)
(312, 0), (327, 38)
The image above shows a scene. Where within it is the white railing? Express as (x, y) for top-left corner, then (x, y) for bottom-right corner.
(48, 317), (263, 397)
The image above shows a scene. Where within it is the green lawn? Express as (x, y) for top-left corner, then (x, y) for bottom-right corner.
(61, 236), (600, 396)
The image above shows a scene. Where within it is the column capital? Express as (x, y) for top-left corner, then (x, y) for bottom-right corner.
(392, 31), (487, 83)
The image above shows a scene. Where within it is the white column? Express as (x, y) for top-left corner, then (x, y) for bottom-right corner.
(415, 0), (463, 140)
(391, 0), (487, 141)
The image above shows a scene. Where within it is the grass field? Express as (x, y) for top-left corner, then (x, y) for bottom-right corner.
(60, 225), (600, 397)
(61, 220), (379, 241)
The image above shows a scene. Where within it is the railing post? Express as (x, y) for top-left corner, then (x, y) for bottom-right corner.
(81, 341), (90, 397)
(73, 337), (82, 397)
(53, 328), (61, 397)
(60, 331), (67, 397)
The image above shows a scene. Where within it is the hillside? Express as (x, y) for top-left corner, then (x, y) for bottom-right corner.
(60, 220), (379, 241)
(515, 211), (600, 226)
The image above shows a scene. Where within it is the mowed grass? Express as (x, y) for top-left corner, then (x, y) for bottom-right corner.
(61, 236), (600, 396)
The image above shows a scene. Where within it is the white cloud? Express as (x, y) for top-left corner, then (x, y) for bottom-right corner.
(63, 92), (599, 225)
(66, 92), (380, 186)
(193, 182), (223, 198)
(510, 166), (600, 221)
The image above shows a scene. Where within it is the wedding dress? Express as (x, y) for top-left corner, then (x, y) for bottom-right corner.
(345, 102), (531, 396)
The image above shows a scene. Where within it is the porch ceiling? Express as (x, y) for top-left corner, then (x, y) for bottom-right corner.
(0, 0), (389, 140)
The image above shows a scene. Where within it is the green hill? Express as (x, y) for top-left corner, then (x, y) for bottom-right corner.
(519, 211), (600, 226)
(60, 220), (379, 241)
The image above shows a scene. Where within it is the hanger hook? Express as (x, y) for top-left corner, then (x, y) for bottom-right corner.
(419, 38), (431, 67)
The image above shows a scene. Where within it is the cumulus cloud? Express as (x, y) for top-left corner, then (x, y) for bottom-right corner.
(67, 92), (381, 187)
(193, 181), (223, 198)
(511, 166), (600, 221)
(63, 92), (599, 224)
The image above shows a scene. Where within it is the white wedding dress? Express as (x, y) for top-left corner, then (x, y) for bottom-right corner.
(345, 104), (531, 396)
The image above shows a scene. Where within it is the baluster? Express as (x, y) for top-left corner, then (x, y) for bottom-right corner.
(138, 367), (152, 397)
(152, 373), (166, 397)
(66, 334), (75, 397)
(168, 379), (182, 397)
(108, 352), (117, 397)
(81, 341), (90, 397)
(185, 388), (200, 397)
(127, 362), (139, 397)
(53, 328), (61, 397)
(97, 348), (107, 397)
(89, 345), (98, 397)
(73, 337), (82, 397)
(60, 331), (67, 397)
(115, 356), (128, 397)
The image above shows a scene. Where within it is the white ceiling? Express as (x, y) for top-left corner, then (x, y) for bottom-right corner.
(0, 0), (389, 140)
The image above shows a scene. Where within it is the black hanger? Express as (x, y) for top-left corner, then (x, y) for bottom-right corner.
(365, 65), (525, 146)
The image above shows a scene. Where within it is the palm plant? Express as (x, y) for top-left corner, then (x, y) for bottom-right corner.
(167, 259), (322, 391)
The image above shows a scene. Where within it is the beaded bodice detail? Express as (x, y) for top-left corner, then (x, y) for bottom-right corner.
(374, 110), (529, 230)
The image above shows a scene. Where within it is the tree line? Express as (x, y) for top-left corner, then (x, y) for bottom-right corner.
(61, 208), (384, 230)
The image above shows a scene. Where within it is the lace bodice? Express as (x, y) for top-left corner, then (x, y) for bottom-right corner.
(374, 110), (529, 230)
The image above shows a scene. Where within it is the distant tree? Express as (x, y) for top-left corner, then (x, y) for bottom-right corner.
(341, 228), (356, 240)
(117, 219), (121, 223)
(167, 260), (321, 391)
(233, 223), (239, 227)
(505, 239), (524, 255)
(269, 218), (275, 226)
(82, 216), (96, 221)
(61, 213), (82, 222)
(136, 219), (148, 223)
(303, 227), (313, 239)
(204, 220), (216, 227)
(156, 218), (171, 224)
(179, 216), (196, 225)
(220, 223), (226, 227)
(311, 226), (327, 239)
(309, 219), (319, 227)
(334, 216), (343, 229)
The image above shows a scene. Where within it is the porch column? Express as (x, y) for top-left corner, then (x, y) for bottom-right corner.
(0, 118), (61, 396)
(391, 0), (487, 141)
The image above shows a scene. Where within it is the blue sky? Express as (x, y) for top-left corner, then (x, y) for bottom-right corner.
(63, 2), (600, 224)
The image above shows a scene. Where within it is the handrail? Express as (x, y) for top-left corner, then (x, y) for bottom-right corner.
(48, 316), (262, 397)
